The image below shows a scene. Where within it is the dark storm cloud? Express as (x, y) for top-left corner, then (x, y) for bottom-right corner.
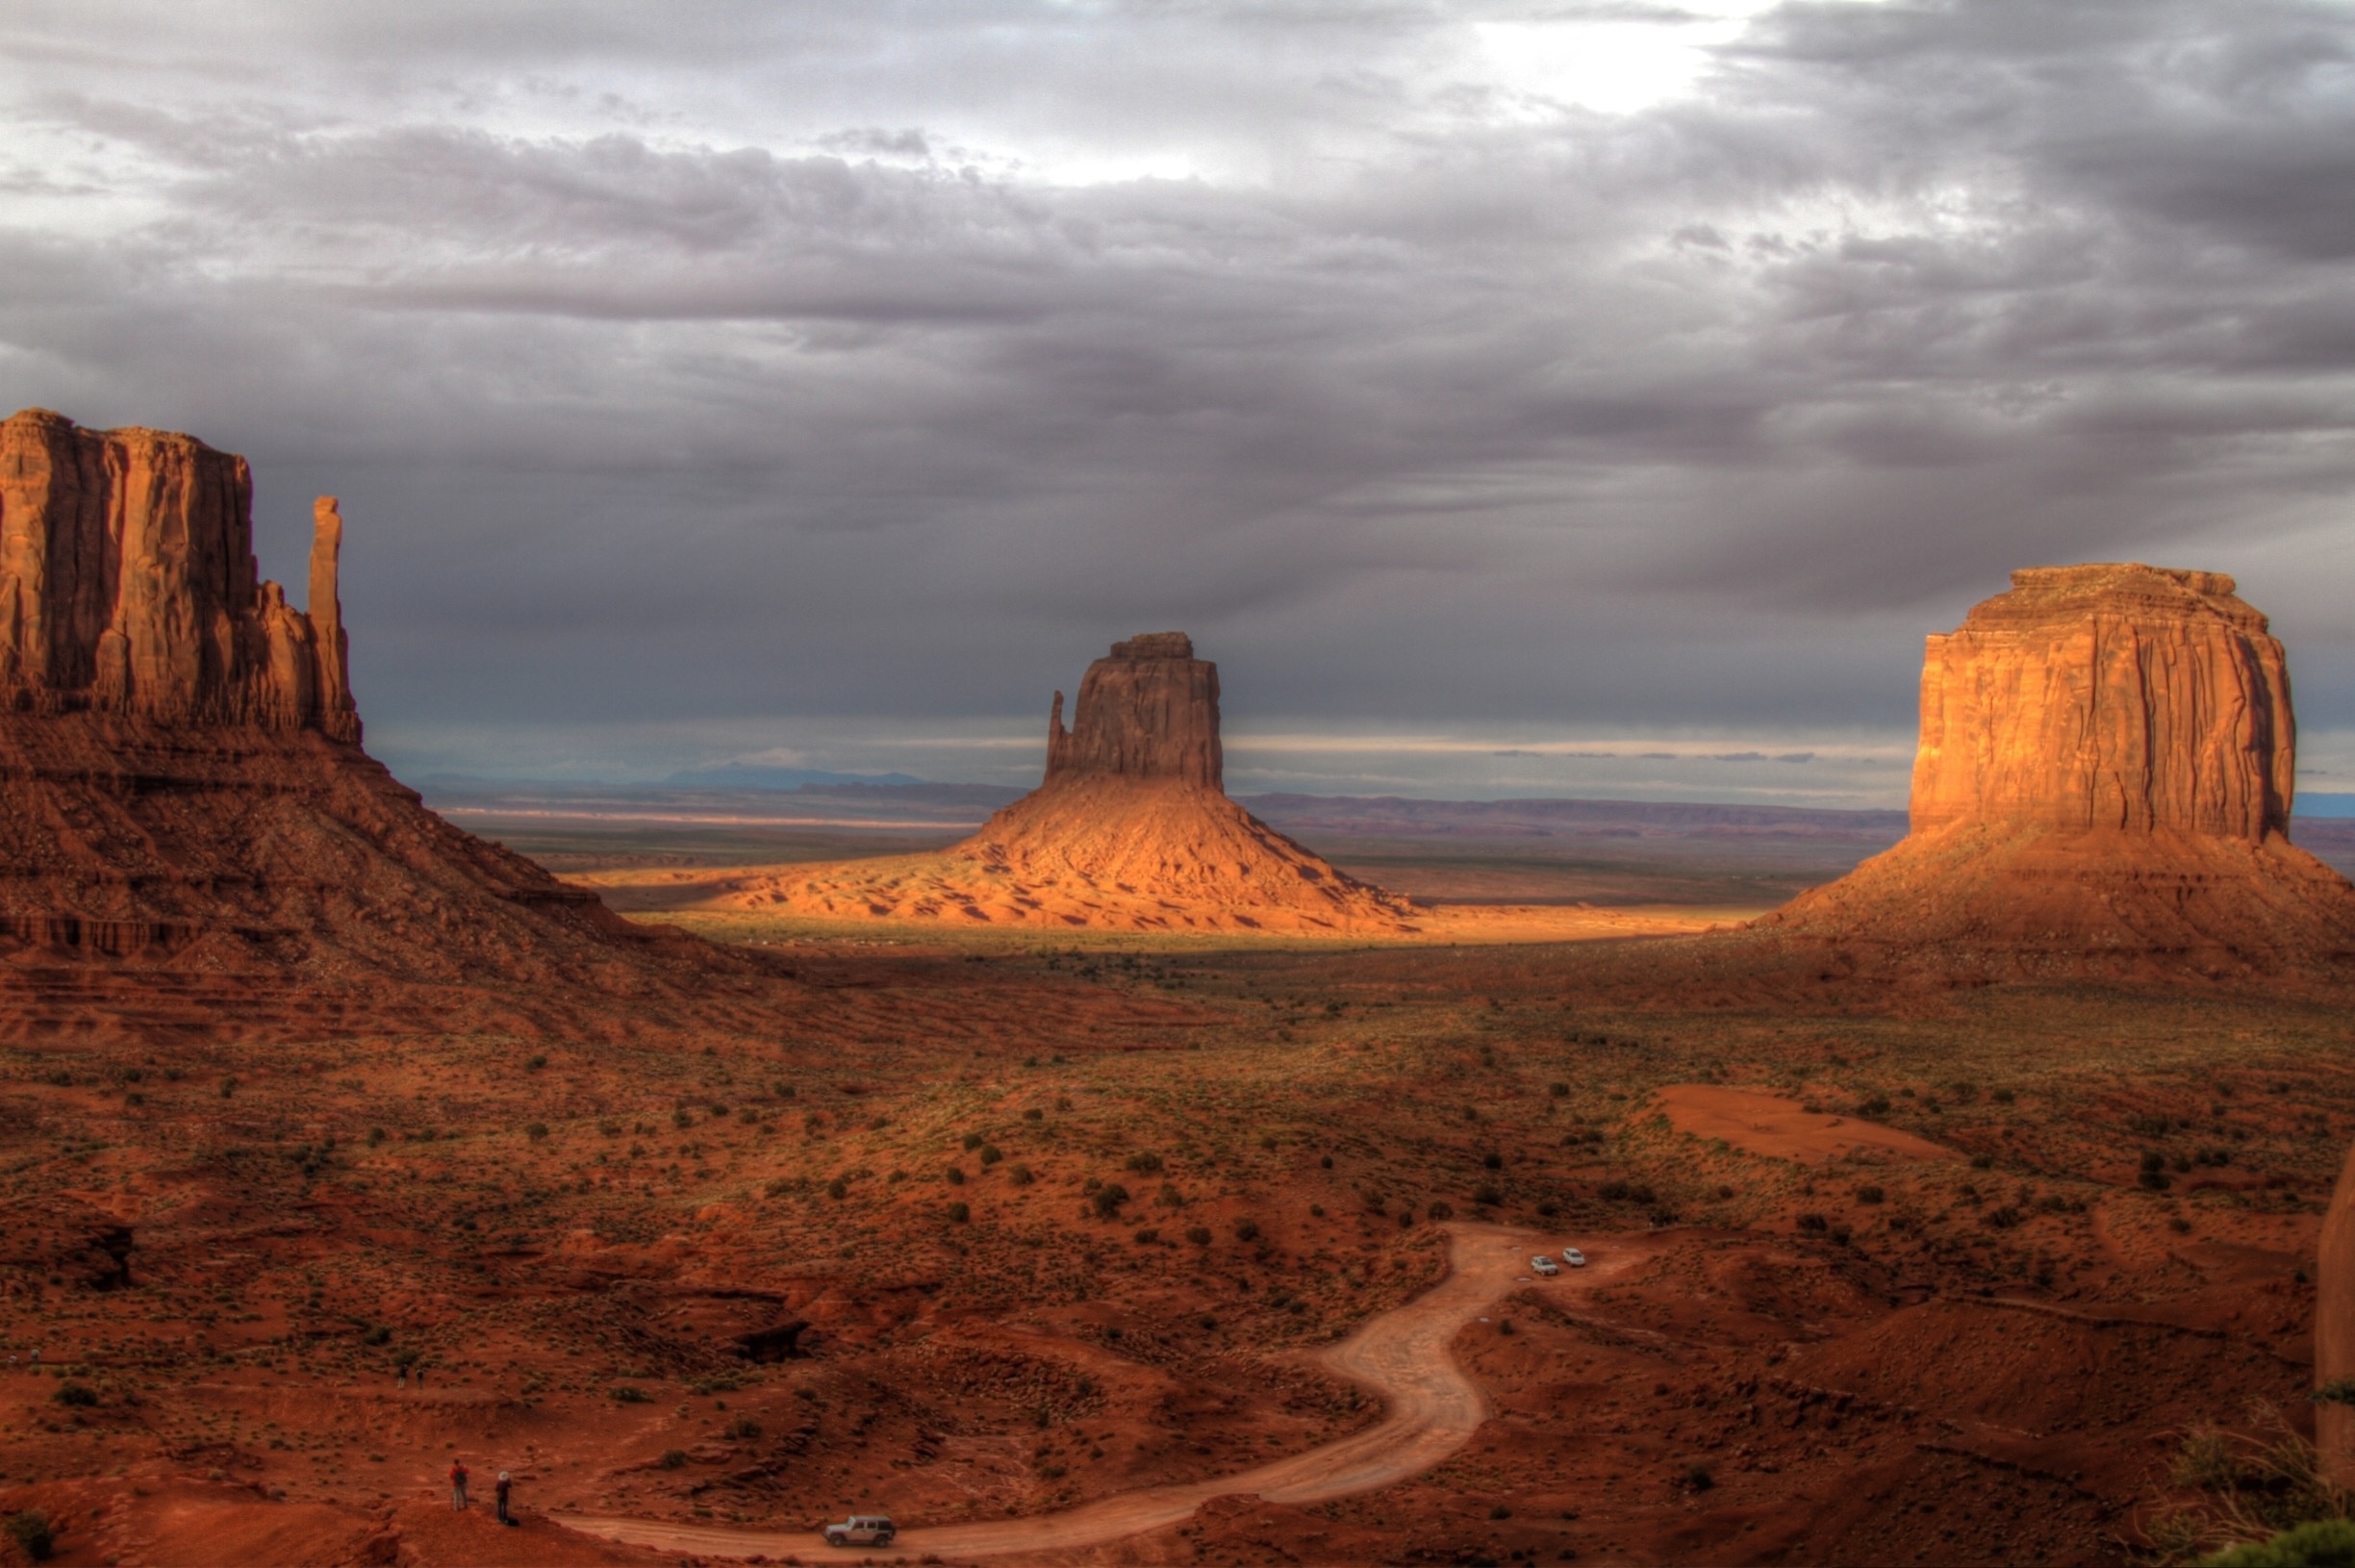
(1, 0), (2351, 792)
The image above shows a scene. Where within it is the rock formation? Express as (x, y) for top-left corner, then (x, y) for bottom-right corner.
(0, 410), (776, 1037)
(1758, 564), (2355, 978)
(718, 634), (1419, 933)
(2319, 1142), (2355, 1485)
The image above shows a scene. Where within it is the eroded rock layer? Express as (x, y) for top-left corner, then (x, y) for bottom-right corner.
(0, 411), (781, 1039)
(720, 635), (1418, 934)
(1758, 564), (2355, 978)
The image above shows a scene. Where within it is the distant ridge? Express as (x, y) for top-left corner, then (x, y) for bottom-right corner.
(665, 764), (927, 789)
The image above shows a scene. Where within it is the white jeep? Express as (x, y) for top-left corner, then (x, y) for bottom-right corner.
(823, 1514), (897, 1548)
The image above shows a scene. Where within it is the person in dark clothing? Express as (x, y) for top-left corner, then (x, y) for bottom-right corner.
(495, 1471), (517, 1526)
(449, 1458), (469, 1510)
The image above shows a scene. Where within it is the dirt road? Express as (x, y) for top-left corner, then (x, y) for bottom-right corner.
(557, 1224), (1638, 1562)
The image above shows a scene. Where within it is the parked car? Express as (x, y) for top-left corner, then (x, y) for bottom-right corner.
(823, 1515), (897, 1548)
(1531, 1255), (1560, 1277)
(1561, 1248), (1587, 1268)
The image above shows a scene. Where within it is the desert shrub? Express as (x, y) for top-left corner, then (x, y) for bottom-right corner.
(1426, 1201), (1455, 1220)
(1489, 1504), (1512, 1519)
(2156, 1414), (2352, 1560)
(51, 1381), (96, 1408)
(1473, 1182), (1504, 1207)
(1133, 1227), (1159, 1244)
(5, 1509), (53, 1562)
(526, 1053), (547, 1071)
(948, 1201), (970, 1224)
(1715, 1184), (1735, 1200)
(1992, 1087), (2016, 1103)
(1231, 1218), (1260, 1242)
(1681, 1466), (1715, 1492)
(219, 1077), (238, 1099)
(1185, 1226), (1212, 1246)
(1090, 1183), (1129, 1219)
(657, 1449), (688, 1470)
(1971, 1152), (1995, 1171)
(525, 1122), (548, 1141)
(979, 1145), (1003, 1166)
(1536, 1199), (1559, 1218)
(1857, 1185), (1886, 1204)
(725, 1416), (761, 1440)
(2202, 1518), (2355, 1565)
(2312, 1379), (2355, 1407)
(1009, 1163), (1035, 1186)
(826, 1177), (848, 1200)
(1859, 1094), (1890, 1115)
(1481, 1151), (1504, 1171)
(963, 1132), (985, 1151)
(945, 1166), (966, 1185)
(1023, 1107), (1044, 1121)
(612, 1385), (652, 1403)
(671, 1107), (692, 1128)
(1126, 1151), (1164, 1175)
(366, 1126), (386, 1146)
(1796, 1212), (1829, 1233)
(363, 1326), (391, 1346)
(1550, 1082), (1569, 1098)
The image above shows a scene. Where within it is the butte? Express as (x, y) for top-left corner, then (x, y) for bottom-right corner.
(717, 632), (1419, 934)
(0, 409), (781, 1040)
(1751, 563), (2355, 982)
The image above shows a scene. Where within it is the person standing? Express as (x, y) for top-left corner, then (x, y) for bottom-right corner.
(449, 1457), (469, 1510)
(495, 1471), (516, 1526)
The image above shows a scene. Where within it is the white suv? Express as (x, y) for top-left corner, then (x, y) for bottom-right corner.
(823, 1515), (897, 1548)
(1531, 1255), (1560, 1277)
(1561, 1247), (1587, 1268)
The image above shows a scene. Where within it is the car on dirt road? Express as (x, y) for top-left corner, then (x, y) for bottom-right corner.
(1561, 1248), (1587, 1268)
(823, 1515), (898, 1548)
(1531, 1255), (1559, 1276)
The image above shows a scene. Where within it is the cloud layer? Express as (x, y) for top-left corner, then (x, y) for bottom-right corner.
(3, 0), (2351, 800)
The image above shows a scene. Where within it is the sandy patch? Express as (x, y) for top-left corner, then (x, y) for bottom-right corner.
(1658, 1083), (1962, 1166)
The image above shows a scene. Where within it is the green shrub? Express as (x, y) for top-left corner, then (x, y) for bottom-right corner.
(4, 1509), (53, 1562)
(725, 1416), (761, 1440)
(826, 1177), (848, 1200)
(657, 1449), (688, 1470)
(1472, 1182), (1503, 1207)
(525, 1123), (548, 1141)
(526, 1053), (547, 1072)
(1856, 1185), (1885, 1204)
(963, 1132), (985, 1151)
(946, 1166), (966, 1186)
(1232, 1218), (1261, 1242)
(979, 1145), (1002, 1166)
(52, 1381), (96, 1408)
(363, 1326), (392, 1346)
(1184, 1226), (1212, 1246)
(948, 1201), (971, 1224)
(612, 1385), (652, 1404)
(1796, 1213), (1829, 1233)
(1089, 1183), (1128, 1219)
(1126, 1151), (1164, 1175)
(2203, 1518), (2355, 1566)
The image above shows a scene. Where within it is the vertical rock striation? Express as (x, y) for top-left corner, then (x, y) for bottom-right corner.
(0, 409), (356, 739)
(1045, 632), (1224, 789)
(1759, 564), (2355, 978)
(1909, 565), (2292, 840)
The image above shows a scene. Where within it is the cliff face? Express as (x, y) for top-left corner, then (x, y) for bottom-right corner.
(1759, 564), (2355, 979)
(0, 411), (774, 1036)
(724, 633), (1416, 934)
(2319, 1143), (2355, 1484)
(1045, 632), (1224, 790)
(0, 409), (357, 740)
(1911, 565), (2293, 840)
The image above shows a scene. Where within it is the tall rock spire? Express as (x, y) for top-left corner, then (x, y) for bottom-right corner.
(0, 409), (357, 738)
(309, 495), (357, 741)
(1041, 632), (1223, 789)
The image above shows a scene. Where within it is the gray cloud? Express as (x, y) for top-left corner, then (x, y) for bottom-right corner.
(1, 0), (2351, 798)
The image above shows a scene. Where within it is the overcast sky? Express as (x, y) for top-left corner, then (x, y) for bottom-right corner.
(4, 0), (2352, 804)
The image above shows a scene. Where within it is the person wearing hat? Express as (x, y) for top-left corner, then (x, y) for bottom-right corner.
(495, 1470), (517, 1527)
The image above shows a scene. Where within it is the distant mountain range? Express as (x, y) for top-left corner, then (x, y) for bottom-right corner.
(664, 765), (928, 789)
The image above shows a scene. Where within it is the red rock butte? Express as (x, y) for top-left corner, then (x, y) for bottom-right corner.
(1756, 563), (2355, 978)
(718, 633), (1420, 933)
(0, 410), (772, 1039)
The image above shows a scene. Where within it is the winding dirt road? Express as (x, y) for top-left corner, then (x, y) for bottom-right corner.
(557, 1223), (1640, 1562)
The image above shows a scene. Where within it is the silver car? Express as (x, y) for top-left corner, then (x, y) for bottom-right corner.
(823, 1515), (897, 1548)
(1561, 1247), (1587, 1268)
(1531, 1255), (1560, 1277)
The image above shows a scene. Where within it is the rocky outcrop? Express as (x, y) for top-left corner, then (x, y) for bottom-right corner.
(2319, 1142), (2355, 1484)
(1045, 632), (1223, 788)
(1758, 564), (2355, 979)
(0, 410), (358, 740)
(0, 412), (783, 1038)
(719, 634), (1418, 934)
(1910, 565), (2293, 839)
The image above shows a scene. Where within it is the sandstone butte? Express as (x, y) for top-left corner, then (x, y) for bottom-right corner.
(1754, 563), (2355, 979)
(0, 409), (773, 1040)
(715, 633), (1423, 934)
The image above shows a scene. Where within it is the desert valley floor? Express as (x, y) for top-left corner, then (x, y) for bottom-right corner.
(3, 799), (2351, 1567)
